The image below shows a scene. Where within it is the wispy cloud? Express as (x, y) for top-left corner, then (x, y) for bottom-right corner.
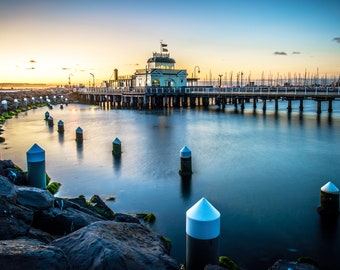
(62, 67), (71, 70)
(333, 37), (340, 43)
(274, 51), (287, 56)
(29, 59), (37, 63)
(292, 52), (301, 55)
(26, 67), (36, 70)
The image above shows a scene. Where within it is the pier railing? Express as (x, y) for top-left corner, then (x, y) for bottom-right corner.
(79, 86), (340, 98)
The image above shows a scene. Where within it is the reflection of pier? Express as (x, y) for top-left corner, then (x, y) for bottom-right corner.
(77, 86), (340, 114)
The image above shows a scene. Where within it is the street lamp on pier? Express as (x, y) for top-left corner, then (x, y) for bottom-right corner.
(89, 73), (95, 89)
(218, 74), (223, 88)
(68, 73), (73, 89)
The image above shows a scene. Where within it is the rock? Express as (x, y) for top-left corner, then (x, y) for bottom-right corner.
(0, 175), (16, 202)
(88, 194), (115, 220)
(33, 207), (103, 236)
(113, 213), (141, 224)
(4, 167), (27, 185)
(26, 227), (57, 244)
(15, 186), (54, 210)
(54, 197), (104, 220)
(268, 259), (320, 270)
(0, 238), (71, 270)
(0, 197), (33, 240)
(51, 220), (179, 270)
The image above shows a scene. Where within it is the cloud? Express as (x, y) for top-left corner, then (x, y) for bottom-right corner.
(62, 67), (71, 70)
(274, 51), (287, 55)
(333, 37), (340, 43)
(292, 51), (301, 54)
(29, 60), (36, 63)
(26, 67), (36, 70)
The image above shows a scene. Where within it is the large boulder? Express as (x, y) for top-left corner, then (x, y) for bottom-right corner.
(33, 207), (103, 236)
(0, 176), (16, 202)
(15, 186), (54, 210)
(0, 238), (70, 270)
(0, 197), (33, 240)
(51, 221), (179, 270)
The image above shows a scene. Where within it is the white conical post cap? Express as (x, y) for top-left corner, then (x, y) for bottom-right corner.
(27, 143), (45, 162)
(321, 181), (339, 194)
(180, 145), (191, 158)
(186, 197), (220, 239)
(113, 137), (121, 144)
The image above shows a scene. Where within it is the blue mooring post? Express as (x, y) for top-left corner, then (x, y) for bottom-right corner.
(179, 146), (193, 177)
(76, 127), (83, 143)
(318, 181), (339, 217)
(186, 197), (220, 270)
(44, 111), (50, 120)
(112, 137), (122, 157)
(47, 116), (54, 127)
(57, 120), (64, 133)
(26, 144), (46, 188)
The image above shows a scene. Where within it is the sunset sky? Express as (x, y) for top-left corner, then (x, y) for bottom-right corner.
(1, 0), (339, 86)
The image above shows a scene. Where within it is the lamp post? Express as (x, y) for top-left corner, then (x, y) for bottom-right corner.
(89, 73), (95, 89)
(194, 66), (200, 86)
(218, 74), (223, 88)
(68, 73), (73, 89)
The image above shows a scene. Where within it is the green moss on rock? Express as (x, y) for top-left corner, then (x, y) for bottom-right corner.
(219, 256), (240, 270)
(136, 213), (156, 224)
(46, 182), (62, 195)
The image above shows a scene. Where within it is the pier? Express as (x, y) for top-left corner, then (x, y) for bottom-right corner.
(77, 86), (340, 113)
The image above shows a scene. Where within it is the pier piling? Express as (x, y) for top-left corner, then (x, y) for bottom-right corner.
(26, 143), (46, 188)
(179, 146), (192, 177)
(186, 197), (220, 270)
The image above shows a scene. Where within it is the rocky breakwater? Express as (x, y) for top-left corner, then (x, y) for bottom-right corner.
(0, 160), (178, 270)
(0, 88), (78, 113)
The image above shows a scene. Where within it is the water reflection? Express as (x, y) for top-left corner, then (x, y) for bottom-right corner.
(58, 133), (64, 144)
(112, 155), (122, 175)
(76, 141), (83, 160)
(180, 176), (192, 200)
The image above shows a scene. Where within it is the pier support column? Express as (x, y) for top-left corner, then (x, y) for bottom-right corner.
(328, 100), (333, 113)
(275, 98), (279, 111)
(262, 99), (267, 111)
(240, 99), (245, 110)
(287, 100), (292, 112)
(186, 197), (220, 270)
(299, 99), (304, 112)
(317, 100), (322, 114)
(253, 98), (257, 109)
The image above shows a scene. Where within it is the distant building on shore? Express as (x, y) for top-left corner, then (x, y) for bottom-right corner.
(108, 42), (188, 88)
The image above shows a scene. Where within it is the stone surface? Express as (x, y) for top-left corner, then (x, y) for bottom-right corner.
(15, 186), (54, 210)
(33, 207), (102, 236)
(0, 238), (71, 270)
(51, 220), (179, 270)
(0, 197), (33, 240)
(0, 175), (16, 202)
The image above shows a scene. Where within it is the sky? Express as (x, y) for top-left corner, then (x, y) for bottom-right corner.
(1, 0), (339, 86)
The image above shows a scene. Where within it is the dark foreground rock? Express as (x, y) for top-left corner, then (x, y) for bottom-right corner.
(51, 221), (178, 270)
(0, 161), (179, 269)
(0, 238), (71, 270)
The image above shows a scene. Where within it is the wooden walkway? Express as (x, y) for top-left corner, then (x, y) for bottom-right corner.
(77, 86), (340, 113)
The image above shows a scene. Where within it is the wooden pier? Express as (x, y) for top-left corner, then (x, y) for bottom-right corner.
(77, 86), (340, 113)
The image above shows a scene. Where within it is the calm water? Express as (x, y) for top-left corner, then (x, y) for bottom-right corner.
(1, 100), (340, 269)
